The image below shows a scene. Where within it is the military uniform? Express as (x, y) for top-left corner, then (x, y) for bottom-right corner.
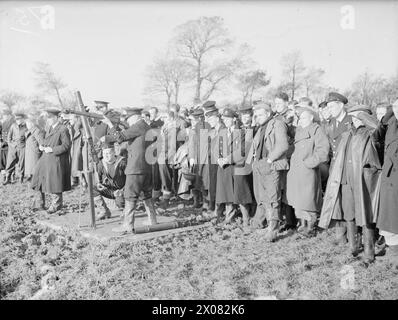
(4, 114), (27, 183)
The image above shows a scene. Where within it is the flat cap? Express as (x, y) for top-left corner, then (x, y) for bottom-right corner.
(295, 106), (317, 116)
(238, 104), (253, 114)
(204, 106), (219, 117)
(221, 108), (236, 118)
(347, 104), (372, 114)
(253, 102), (272, 112)
(124, 107), (143, 116)
(45, 108), (62, 116)
(103, 109), (121, 124)
(202, 100), (216, 109)
(326, 92), (348, 105)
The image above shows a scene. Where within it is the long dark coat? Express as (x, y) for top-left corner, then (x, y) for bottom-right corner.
(71, 119), (84, 176)
(24, 126), (44, 176)
(31, 122), (72, 193)
(319, 125), (382, 228)
(286, 123), (330, 212)
(376, 116), (398, 234)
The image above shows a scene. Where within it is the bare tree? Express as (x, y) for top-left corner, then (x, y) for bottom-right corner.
(302, 67), (325, 97)
(168, 58), (192, 105)
(237, 69), (271, 105)
(173, 16), (246, 103)
(144, 58), (174, 109)
(33, 62), (66, 108)
(280, 51), (306, 100)
(0, 91), (25, 111)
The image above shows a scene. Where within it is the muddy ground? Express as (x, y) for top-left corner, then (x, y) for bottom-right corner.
(1, 181), (398, 300)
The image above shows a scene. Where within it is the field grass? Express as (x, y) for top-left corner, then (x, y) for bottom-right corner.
(1, 182), (397, 300)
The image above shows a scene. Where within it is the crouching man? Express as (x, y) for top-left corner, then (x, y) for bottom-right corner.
(246, 102), (289, 242)
(101, 107), (157, 234)
(94, 138), (127, 220)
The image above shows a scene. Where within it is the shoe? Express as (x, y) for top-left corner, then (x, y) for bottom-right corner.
(264, 220), (279, 242)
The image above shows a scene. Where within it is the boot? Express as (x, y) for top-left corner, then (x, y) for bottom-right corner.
(192, 190), (202, 209)
(94, 195), (111, 220)
(302, 212), (317, 237)
(346, 220), (358, 257)
(112, 200), (136, 234)
(31, 192), (45, 211)
(19, 174), (24, 184)
(143, 198), (157, 225)
(264, 220), (279, 242)
(331, 220), (347, 245)
(2, 173), (10, 185)
(215, 204), (224, 224)
(387, 245), (398, 269)
(362, 226), (375, 264)
(297, 219), (307, 233)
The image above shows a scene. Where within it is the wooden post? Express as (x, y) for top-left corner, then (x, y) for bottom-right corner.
(76, 91), (97, 229)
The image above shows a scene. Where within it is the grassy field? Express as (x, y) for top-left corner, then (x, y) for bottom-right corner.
(1, 182), (397, 300)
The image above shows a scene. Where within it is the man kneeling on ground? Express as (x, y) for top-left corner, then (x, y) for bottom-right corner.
(94, 138), (127, 220)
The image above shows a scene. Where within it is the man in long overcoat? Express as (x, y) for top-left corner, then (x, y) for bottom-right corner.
(31, 109), (72, 213)
(24, 113), (44, 180)
(319, 105), (382, 263)
(1, 109), (14, 174)
(374, 100), (398, 268)
(286, 106), (330, 236)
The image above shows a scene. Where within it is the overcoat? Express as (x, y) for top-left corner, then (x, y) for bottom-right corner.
(286, 122), (330, 212)
(376, 115), (398, 234)
(31, 122), (72, 193)
(24, 126), (44, 176)
(71, 119), (85, 176)
(318, 125), (382, 228)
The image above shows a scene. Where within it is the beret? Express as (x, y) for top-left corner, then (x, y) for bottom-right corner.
(238, 104), (253, 114)
(124, 107), (143, 116)
(103, 109), (122, 123)
(45, 108), (62, 116)
(253, 102), (272, 112)
(221, 108), (236, 118)
(347, 104), (372, 114)
(326, 92), (348, 105)
(202, 100), (216, 109)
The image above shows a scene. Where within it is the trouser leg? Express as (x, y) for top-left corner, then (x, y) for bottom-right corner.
(346, 219), (359, 257)
(239, 204), (251, 226)
(159, 162), (173, 196)
(4, 146), (18, 180)
(112, 200), (137, 233)
(94, 195), (111, 220)
(17, 147), (25, 181)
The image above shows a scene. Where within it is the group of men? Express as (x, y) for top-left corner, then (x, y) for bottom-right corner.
(1, 91), (397, 267)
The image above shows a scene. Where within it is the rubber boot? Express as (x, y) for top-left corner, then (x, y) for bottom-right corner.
(31, 192), (46, 211)
(112, 200), (136, 234)
(2, 172), (10, 185)
(346, 220), (358, 257)
(265, 220), (279, 242)
(94, 195), (111, 220)
(215, 204), (224, 224)
(143, 198), (158, 225)
(362, 226), (375, 264)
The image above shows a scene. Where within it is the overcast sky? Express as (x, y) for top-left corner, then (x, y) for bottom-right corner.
(1, 0), (397, 108)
